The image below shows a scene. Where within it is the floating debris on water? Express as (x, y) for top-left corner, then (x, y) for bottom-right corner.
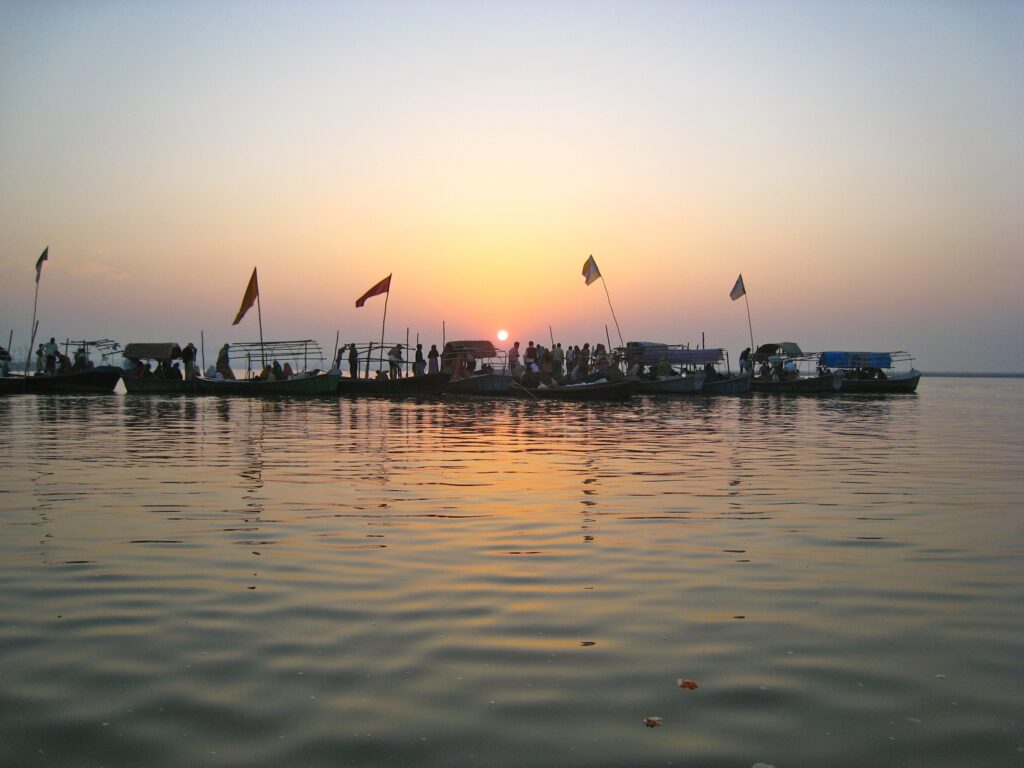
(644, 716), (662, 728)
(677, 679), (699, 690)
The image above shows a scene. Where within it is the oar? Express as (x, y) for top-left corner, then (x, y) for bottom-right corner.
(509, 378), (539, 400)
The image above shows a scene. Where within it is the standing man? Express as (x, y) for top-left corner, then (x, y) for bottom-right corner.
(347, 344), (359, 379)
(182, 342), (198, 381)
(43, 337), (58, 374)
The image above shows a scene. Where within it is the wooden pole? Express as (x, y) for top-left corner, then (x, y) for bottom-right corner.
(405, 327), (410, 378)
(256, 292), (265, 367)
(605, 324), (612, 353)
(333, 330), (339, 368)
(744, 293), (755, 352)
(25, 279), (41, 375)
(549, 325), (554, 346)
(201, 330), (206, 371)
(597, 263), (624, 347)
(379, 289), (389, 360)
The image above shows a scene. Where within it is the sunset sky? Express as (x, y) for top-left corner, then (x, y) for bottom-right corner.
(1, 1), (1021, 371)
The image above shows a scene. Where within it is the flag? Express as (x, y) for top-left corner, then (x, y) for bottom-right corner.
(582, 255), (601, 286)
(232, 267), (259, 325)
(355, 274), (392, 308)
(35, 247), (48, 284)
(730, 274), (746, 301)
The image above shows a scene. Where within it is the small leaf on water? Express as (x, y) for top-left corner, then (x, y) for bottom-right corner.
(677, 679), (699, 690)
(644, 716), (662, 728)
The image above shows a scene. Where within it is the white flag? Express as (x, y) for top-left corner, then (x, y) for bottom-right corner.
(582, 255), (601, 286)
(729, 274), (746, 301)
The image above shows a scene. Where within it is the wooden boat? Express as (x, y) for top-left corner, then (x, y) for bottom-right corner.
(817, 351), (921, 393)
(632, 371), (705, 394)
(443, 340), (516, 395)
(749, 342), (843, 394)
(122, 342), (197, 394)
(524, 378), (633, 401)
(0, 376), (27, 394)
(621, 342), (752, 395)
(336, 341), (449, 396)
(22, 339), (123, 393)
(0, 345), (23, 393)
(197, 339), (338, 396)
(701, 371), (751, 395)
(197, 371), (338, 396)
(24, 366), (123, 393)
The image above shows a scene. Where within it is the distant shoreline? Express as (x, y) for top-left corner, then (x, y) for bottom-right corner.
(922, 372), (1024, 379)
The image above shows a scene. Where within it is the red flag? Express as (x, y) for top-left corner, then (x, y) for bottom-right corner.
(232, 267), (259, 325)
(355, 274), (392, 308)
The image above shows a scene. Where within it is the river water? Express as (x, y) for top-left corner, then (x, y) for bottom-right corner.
(1, 378), (1022, 768)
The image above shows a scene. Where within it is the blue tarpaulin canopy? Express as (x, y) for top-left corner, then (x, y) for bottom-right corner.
(818, 351), (893, 369)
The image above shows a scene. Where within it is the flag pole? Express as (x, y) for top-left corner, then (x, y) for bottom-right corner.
(25, 279), (41, 375)
(379, 286), (390, 362)
(256, 291), (265, 367)
(744, 293), (755, 352)
(600, 276), (624, 348)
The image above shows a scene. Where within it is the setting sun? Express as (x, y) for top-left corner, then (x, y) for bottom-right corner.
(497, 330), (509, 342)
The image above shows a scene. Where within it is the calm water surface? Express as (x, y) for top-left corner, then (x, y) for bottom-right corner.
(1, 379), (1022, 767)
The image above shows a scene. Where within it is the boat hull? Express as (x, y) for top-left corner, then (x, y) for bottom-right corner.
(123, 377), (197, 395)
(632, 371), (705, 394)
(336, 373), (449, 397)
(196, 372), (339, 396)
(839, 371), (920, 393)
(750, 372), (842, 394)
(524, 380), (633, 401)
(23, 367), (122, 394)
(0, 376), (28, 394)
(701, 374), (751, 395)
(446, 372), (516, 395)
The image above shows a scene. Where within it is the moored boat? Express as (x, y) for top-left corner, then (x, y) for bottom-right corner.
(621, 342), (753, 395)
(336, 341), (449, 396)
(0, 376), (27, 394)
(443, 340), (516, 396)
(0, 345), (23, 394)
(818, 351), (920, 393)
(524, 378), (633, 401)
(197, 339), (337, 396)
(122, 342), (197, 394)
(749, 342), (842, 394)
(197, 370), (339, 396)
(22, 339), (123, 394)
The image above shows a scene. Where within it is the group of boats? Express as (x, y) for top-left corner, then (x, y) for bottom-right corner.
(1, 337), (920, 400)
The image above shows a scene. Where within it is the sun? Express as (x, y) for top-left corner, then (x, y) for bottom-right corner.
(497, 329), (509, 342)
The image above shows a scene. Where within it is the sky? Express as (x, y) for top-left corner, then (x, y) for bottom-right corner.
(1, 0), (1022, 371)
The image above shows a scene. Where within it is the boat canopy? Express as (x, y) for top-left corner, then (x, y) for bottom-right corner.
(818, 351), (894, 369)
(753, 342), (804, 361)
(624, 342), (723, 366)
(123, 343), (182, 361)
(443, 340), (498, 359)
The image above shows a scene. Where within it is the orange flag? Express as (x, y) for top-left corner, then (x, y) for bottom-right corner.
(355, 274), (392, 308)
(232, 267), (259, 325)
